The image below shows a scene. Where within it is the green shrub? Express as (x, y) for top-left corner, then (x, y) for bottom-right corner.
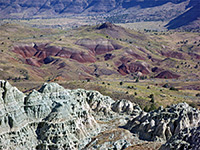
(196, 93), (200, 97)
(169, 87), (179, 91)
(149, 94), (154, 98)
(162, 83), (169, 88)
(148, 103), (157, 111)
(150, 97), (155, 103)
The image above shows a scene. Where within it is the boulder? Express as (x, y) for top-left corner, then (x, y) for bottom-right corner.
(111, 99), (142, 116)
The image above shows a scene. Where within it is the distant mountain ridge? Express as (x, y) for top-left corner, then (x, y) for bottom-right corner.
(0, 0), (199, 29)
(166, 1), (200, 30)
(0, 0), (192, 17)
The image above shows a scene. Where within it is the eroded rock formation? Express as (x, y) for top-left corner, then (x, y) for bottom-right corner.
(160, 126), (200, 150)
(124, 103), (200, 142)
(0, 80), (140, 149)
(0, 80), (199, 150)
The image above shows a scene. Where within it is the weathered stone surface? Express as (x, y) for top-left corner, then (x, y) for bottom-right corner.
(0, 80), (199, 150)
(111, 99), (142, 116)
(124, 103), (200, 142)
(0, 81), (139, 149)
(83, 129), (134, 150)
(25, 83), (101, 149)
(0, 80), (28, 133)
(160, 126), (200, 150)
(0, 81), (101, 149)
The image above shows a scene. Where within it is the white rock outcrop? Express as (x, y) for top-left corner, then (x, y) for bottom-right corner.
(124, 103), (200, 142)
(0, 80), (199, 150)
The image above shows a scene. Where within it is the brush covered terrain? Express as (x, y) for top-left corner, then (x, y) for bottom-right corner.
(0, 22), (199, 110)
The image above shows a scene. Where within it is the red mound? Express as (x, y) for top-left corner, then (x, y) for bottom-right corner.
(76, 38), (122, 55)
(56, 49), (72, 58)
(128, 62), (150, 74)
(119, 56), (132, 64)
(155, 70), (180, 79)
(95, 43), (114, 55)
(161, 51), (186, 60)
(35, 46), (61, 59)
(126, 49), (146, 60)
(13, 43), (96, 66)
(118, 63), (129, 75)
(26, 58), (41, 67)
(75, 38), (97, 53)
(70, 52), (96, 63)
(13, 46), (37, 58)
(117, 62), (150, 75)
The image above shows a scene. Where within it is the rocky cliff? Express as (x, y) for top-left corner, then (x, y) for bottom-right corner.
(160, 126), (200, 150)
(0, 80), (199, 150)
(124, 103), (200, 141)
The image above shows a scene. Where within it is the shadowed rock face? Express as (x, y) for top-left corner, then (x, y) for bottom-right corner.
(122, 0), (187, 9)
(124, 103), (200, 142)
(166, 2), (200, 30)
(0, 81), (199, 149)
(160, 126), (200, 150)
(152, 67), (164, 73)
(98, 22), (115, 29)
(43, 56), (55, 64)
(104, 53), (115, 61)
